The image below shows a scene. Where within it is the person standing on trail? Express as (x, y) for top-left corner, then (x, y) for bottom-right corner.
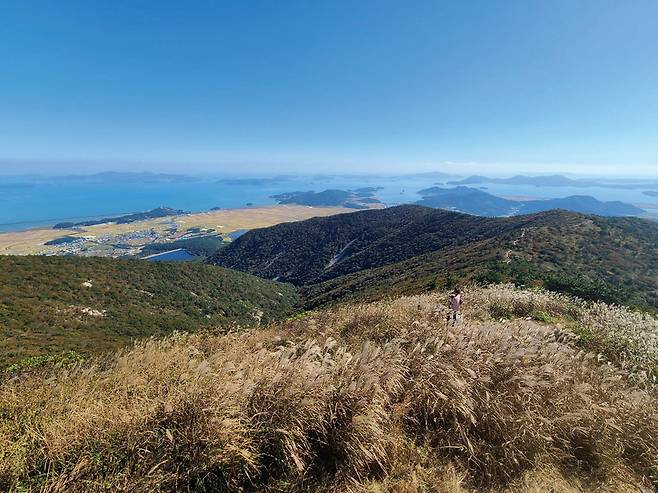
(448, 288), (462, 326)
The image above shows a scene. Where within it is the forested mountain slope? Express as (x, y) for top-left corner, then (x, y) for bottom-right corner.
(0, 256), (299, 367)
(209, 205), (658, 309)
(209, 205), (544, 284)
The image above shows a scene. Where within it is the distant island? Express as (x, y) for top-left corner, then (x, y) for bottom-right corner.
(643, 190), (658, 197)
(216, 175), (293, 186)
(308, 171), (455, 181)
(270, 189), (383, 209)
(53, 207), (186, 229)
(416, 186), (645, 217)
(390, 171), (456, 180)
(44, 235), (81, 246)
(352, 186), (384, 197)
(53, 171), (199, 184)
(447, 174), (658, 190)
(0, 182), (35, 190)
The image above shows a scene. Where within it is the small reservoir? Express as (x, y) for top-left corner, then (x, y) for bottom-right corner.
(143, 248), (197, 262)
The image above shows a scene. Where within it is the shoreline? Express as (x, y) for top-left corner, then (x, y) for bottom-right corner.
(0, 203), (280, 234)
(0, 204), (353, 256)
(0, 211), (144, 233)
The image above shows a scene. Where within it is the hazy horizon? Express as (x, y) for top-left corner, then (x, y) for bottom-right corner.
(1, 159), (657, 180)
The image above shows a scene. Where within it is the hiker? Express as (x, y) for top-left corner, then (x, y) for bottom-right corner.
(447, 288), (462, 326)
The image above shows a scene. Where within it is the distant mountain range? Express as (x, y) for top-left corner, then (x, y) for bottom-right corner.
(208, 205), (658, 310)
(416, 186), (644, 217)
(447, 174), (658, 190)
(52, 172), (199, 184)
(0, 172), (199, 187)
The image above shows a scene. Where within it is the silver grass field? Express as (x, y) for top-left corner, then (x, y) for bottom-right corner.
(1, 285), (657, 492)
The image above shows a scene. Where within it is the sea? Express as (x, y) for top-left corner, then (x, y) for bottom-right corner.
(0, 173), (656, 232)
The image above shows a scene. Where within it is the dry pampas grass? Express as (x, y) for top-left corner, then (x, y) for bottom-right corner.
(1, 286), (657, 492)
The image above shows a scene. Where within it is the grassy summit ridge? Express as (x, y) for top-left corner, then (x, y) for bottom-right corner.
(1, 286), (656, 491)
(0, 256), (299, 367)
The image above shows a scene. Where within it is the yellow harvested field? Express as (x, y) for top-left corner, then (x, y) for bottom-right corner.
(176, 204), (351, 231)
(0, 229), (72, 255)
(0, 205), (353, 255)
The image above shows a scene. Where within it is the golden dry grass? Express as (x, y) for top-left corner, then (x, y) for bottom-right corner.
(0, 205), (351, 255)
(1, 286), (657, 492)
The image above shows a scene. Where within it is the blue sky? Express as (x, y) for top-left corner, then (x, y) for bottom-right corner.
(1, 1), (657, 176)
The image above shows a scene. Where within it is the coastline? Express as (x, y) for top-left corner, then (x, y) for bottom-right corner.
(0, 204), (353, 256)
(0, 211), (147, 233)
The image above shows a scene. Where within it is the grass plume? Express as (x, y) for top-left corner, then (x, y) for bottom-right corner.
(1, 286), (657, 492)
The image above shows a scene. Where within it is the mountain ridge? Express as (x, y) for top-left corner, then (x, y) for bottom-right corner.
(208, 205), (658, 310)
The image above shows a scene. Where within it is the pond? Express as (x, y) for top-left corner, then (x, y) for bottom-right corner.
(144, 248), (197, 262)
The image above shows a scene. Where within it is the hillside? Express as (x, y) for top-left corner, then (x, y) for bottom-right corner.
(209, 205), (658, 310)
(0, 256), (299, 367)
(209, 205), (538, 284)
(2, 286), (656, 491)
(305, 213), (658, 309)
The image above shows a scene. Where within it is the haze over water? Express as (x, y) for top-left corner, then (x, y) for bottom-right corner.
(1, 173), (656, 232)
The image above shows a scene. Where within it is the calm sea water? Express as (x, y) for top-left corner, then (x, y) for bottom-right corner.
(0, 174), (655, 232)
(0, 175), (432, 232)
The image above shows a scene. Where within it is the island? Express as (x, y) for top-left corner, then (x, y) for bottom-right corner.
(44, 236), (81, 246)
(416, 186), (645, 217)
(216, 176), (292, 186)
(55, 172), (198, 184)
(54, 207), (186, 229)
(352, 186), (384, 197)
(270, 189), (383, 209)
(447, 174), (658, 190)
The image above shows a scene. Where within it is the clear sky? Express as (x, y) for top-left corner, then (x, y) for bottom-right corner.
(1, 1), (657, 176)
